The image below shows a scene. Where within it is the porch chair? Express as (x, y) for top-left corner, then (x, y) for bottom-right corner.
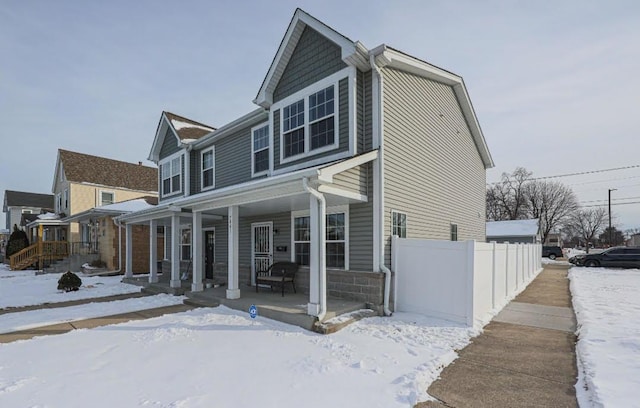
(255, 261), (298, 297)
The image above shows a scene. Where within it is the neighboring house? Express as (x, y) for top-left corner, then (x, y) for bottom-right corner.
(119, 9), (494, 320)
(52, 149), (158, 244)
(629, 233), (640, 247)
(3, 190), (54, 231)
(486, 219), (541, 244)
(64, 197), (163, 272)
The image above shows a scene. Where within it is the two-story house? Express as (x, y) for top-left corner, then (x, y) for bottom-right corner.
(3, 190), (54, 232)
(118, 9), (494, 321)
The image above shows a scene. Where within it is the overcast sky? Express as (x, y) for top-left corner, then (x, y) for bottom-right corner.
(2, 0), (639, 231)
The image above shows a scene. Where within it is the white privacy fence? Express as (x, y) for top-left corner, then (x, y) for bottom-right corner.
(392, 237), (542, 328)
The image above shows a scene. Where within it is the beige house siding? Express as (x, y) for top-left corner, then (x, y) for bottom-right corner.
(382, 67), (487, 264)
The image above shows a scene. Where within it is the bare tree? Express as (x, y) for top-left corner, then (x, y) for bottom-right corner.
(488, 167), (532, 220)
(568, 207), (608, 252)
(525, 180), (578, 243)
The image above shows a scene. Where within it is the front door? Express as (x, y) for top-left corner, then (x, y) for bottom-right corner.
(251, 222), (273, 286)
(204, 229), (215, 279)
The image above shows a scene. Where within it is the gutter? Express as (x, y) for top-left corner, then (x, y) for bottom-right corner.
(370, 53), (392, 316)
(303, 177), (327, 321)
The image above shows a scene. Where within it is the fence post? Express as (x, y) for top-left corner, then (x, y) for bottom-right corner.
(491, 241), (497, 309)
(504, 242), (510, 299)
(465, 240), (475, 327)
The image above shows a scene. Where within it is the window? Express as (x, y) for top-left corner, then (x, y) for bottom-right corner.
(282, 100), (305, 159)
(100, 191), (114, 206)
(279, 82), (338, 163)
(391, 211), (407, 238)
(161, 156), (182, 196)
(63, 189), (68, 209)
(21, 209), (32, 214)
(292, 208), (347, 269)
(201, 148), (215, 190)
(451, 224), (458, 241)
(181, 228), (191, 261)
(56, 193), (61, 213)
(252, 123), (270, 176)
(309, 86), (335, 150)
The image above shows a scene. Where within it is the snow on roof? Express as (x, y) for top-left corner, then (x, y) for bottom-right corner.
(95, 198), (155, 213)
(170, 119), (214, 133)
(486, 219), (539, 237)
(37, 212), (60, 220)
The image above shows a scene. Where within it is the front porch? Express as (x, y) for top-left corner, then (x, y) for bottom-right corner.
(126, 276), (374, 332)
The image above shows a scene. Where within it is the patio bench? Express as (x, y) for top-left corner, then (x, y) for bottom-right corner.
(255, 261), (298, 297)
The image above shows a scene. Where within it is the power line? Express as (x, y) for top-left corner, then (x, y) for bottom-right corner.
(530, 164), (640, 181)
(582, 201), (640, 208)
(580, 195), (640, 204)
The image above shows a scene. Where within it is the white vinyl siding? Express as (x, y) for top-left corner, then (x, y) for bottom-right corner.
(382, 67), (486, 264)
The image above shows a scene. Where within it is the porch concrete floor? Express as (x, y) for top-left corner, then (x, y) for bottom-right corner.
(135, 278), (370, 332)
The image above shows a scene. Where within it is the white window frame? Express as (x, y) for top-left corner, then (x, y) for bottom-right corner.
(391, 210), (407, 238)
(99, 190), (115, 206)
(290, 205), (349, 270)
(21, 209), (32, 214)
(251, 122), (270, 177)
(200, 147), (215, 191)
(55, 193), (61, 213)
(159, 152), (183, 198)
(275, 71), (343, 165)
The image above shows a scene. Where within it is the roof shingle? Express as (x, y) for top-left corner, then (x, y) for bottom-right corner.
(164, 111), (215, 141)
(59, 150), (158, 192)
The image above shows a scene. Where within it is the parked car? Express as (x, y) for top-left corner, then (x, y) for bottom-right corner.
(542, 246), (563, 260)
(569, 246), (640, 268)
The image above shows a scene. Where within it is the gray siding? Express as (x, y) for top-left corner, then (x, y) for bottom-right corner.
(190, 150), (198, 195)
(357, 69), (373, 153)
(159, 129), (180, 160)
(348, 164), (374, 271)
(273, 26), (347, 103)
(273, 78), (350, 171)
(238, 212), (292, 266)
(214, 124), (253, 189)
(382, 67), (487, 264)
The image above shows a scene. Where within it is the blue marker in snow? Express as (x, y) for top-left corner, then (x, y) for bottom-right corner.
(249, 304), (257, 319)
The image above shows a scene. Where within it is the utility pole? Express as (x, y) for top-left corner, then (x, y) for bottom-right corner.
(608, 188), (617, 246)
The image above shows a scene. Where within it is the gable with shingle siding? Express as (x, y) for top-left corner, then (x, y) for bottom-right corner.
(272, 26), (347, 103)
(59, 150), (157, 192)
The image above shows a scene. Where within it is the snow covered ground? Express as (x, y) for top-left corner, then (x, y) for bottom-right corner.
(0, 264), (478, 407)
(0, 264), (141, 309)
(570, 266), (640, 407)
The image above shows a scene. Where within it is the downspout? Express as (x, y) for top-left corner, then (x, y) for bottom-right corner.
(303, 177), (327, 321)
(370, 53), (392, 316)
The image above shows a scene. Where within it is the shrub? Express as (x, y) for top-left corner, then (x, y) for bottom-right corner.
(57, 271), (82, 292)
(6, 224), (29, 259)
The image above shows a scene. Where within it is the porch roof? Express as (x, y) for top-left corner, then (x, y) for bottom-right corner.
(118, 150), (378, 224)
(63, 198), (157, 224)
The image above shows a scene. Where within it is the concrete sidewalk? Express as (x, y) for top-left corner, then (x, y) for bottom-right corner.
(418, 263), (578, 408)
(0, 292), (197, 344)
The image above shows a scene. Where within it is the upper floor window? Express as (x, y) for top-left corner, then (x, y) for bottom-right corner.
(100, 191), (114, 206)
(279, 82), (339, 163)
(252, 123), (270, 176)
(21, 209), (32, 214)
(63, 189), (69, 209)
(201, 148), (215, 190)
(283, 100), (305, 159)
(161, 156), (181, 196)
(392, 211), (407, 238)
(56, 193), (61, 213)
(450, 223), (458, 241)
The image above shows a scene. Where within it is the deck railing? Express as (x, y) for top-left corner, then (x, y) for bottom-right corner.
(9, 241), (69, 270)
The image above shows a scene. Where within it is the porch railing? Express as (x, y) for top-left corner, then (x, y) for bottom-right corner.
(68, 241), (98, 256)
(10, 241), (69, 270)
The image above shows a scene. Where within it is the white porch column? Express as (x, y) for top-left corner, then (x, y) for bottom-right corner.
(149, 219), (158, 283)
(170, 213), (181, 288)
(226, 205), (240, 299)
(124, 223), (133, 278)
(307, 195), (320, 315)
(191, 211), (204, 292)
